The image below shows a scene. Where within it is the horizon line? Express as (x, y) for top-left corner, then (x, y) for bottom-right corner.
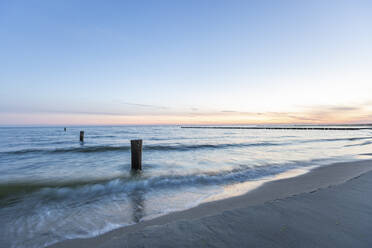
(1, 123), (372, 128)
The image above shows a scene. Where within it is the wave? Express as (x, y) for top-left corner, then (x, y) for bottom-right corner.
(299, 136), (372, 143)
(85, 135), (117, 139)
(3, 135), (372, 156)
(0, 161), (311, 201)
(6, 146), (128, 154)
(344, 141), (372, 147)
(321, 136), (372, 142)
(1, 141), (282, 155)
(0, 175), (130, 199)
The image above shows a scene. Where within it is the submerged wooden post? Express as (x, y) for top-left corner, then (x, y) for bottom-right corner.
(131, 139), (142, 170)
(80, 131), (84, 142)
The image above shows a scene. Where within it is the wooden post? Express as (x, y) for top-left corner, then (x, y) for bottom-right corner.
(64, 127), (66, 132)
(80, 131), (84, 142)
(131, 139), (142, 170)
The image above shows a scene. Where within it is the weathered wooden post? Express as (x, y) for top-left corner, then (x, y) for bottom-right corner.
(80, 131), (84, 142)
(64, 127), (66, 132)
(131, 139), (142, 170)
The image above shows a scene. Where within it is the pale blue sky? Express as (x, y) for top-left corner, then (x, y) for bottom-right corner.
(1, 0), (372, 125)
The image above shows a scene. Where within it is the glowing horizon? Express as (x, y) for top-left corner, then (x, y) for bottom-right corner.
(2, 101), (372, 126)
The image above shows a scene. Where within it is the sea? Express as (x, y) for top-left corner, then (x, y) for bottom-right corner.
(0, 125), (371, 248)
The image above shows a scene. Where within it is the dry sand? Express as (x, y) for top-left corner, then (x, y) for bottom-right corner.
(49, 159), (372, 248)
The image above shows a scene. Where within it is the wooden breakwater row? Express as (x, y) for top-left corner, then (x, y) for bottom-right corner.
(181, 126), (372, 130)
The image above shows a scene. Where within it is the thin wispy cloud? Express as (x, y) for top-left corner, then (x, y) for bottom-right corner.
(327, 107), (361, 111)
(0, 101), (171, 117)
(220, 110), (237, 113)
(121, 102), (169, 110)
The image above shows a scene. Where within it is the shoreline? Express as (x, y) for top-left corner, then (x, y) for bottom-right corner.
(49, 158), (372, 248)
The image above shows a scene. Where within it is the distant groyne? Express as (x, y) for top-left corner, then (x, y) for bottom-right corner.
(181, 126), (372, 131)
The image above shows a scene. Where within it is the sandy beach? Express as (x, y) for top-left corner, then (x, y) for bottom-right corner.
(49, 158), (372, 248)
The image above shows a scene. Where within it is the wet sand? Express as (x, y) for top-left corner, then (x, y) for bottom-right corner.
(49, 159), (372, 248)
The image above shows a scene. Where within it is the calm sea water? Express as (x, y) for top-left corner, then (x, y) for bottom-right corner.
(1, 125), (372, 248)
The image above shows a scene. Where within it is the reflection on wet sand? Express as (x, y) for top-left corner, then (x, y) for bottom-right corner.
(128, 189), (145, 223)
(129, 170), (145, 223)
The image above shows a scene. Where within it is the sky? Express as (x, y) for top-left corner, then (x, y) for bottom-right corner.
(0, 0), (372, 125)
